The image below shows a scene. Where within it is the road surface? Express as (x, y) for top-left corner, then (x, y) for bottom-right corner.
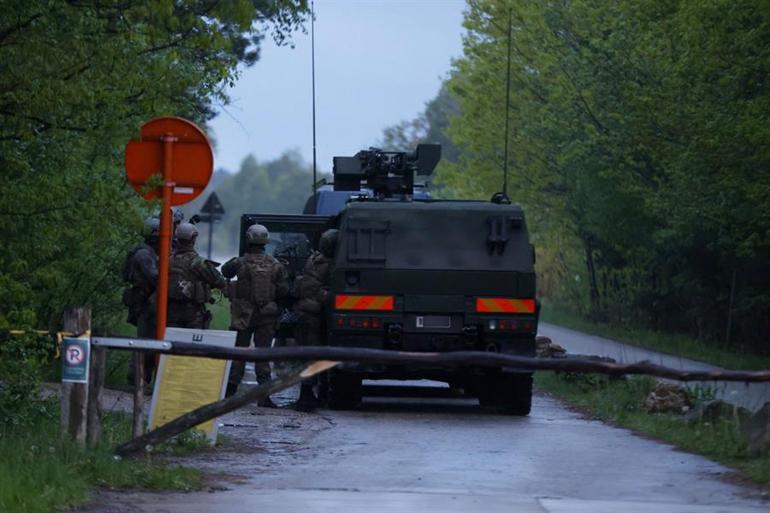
(80, 383), (769, 513)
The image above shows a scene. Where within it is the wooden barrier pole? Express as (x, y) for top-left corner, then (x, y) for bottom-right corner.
(87, 344), (106, 446)
(90, 340), (770, 383)
(115, 361), (337, 457)
(61, 306), (91, 445)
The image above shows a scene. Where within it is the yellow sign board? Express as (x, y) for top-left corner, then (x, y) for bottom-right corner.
(148, 328), (236, 443)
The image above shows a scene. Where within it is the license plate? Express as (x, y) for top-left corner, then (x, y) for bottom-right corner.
(416, 315), (451, 329)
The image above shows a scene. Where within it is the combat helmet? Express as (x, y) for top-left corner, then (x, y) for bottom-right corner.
(245, 223), (269, 246)
(143, 217), (160, 239)
(319, 229), (339, 257)
(175, 222), (198, 242)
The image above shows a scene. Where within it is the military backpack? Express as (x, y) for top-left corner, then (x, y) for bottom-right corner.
(168, 252), (208, 304)
(235, 253), (276, 305)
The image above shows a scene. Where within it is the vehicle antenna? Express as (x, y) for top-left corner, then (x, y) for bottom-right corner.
(502, 7), (512, 197)
(311, 0), (318, 194)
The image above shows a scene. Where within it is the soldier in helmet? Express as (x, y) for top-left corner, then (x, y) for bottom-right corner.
(223, 223), (289, 404)
(291, 228), (339, 411)
(167, 222), (226, 329)
(123, 216), (160, 385)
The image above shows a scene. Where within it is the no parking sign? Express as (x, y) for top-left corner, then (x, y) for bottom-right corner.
(62, 337), (90, 383)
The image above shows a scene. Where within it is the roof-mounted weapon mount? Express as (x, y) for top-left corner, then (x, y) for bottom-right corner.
(333, 144), (441, 198)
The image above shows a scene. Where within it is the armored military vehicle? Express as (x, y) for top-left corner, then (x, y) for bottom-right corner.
(239, 144), (539, 415)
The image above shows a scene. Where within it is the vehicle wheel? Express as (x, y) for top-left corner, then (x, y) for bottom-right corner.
(316, 372), (329, 403)
(476, 374), (532, 416)
(327, 371), (362, 410)
(496, 374), (532, 415)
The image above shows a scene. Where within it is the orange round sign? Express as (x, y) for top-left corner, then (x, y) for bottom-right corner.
(125, 116), (213, 206)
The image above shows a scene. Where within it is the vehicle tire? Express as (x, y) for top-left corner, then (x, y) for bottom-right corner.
(327, 371), (362, 410)
(476, 373), (532, 416)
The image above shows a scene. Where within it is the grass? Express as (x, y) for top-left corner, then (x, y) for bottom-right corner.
(207, 294), (231, 330)
(540, 303), (770, 371)
(535, 371), (770, 486)
(0, 402), (202, 513)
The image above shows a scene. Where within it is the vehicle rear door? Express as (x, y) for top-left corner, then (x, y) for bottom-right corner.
(238, 214), (332, 279)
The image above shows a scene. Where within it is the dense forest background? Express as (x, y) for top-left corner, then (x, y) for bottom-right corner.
(178, 149), (326, 258)
(429, 0), (770, 352)
(2, 0), (769, 355)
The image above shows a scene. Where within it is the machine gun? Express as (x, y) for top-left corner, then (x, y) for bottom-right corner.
(332, 144), (441, 198)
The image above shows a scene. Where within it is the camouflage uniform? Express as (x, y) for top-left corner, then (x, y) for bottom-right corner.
(123, 230), (159, 385)
(293, 251), (334, 346)
(223, 247), (289, 396)
(291, 229), (338, 410)
(167, 244), (226, 329)
(124, 242), (158, 336)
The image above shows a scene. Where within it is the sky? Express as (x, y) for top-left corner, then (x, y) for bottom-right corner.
(208, 0), (466, 175)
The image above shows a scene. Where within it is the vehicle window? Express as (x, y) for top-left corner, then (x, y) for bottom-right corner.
(266, 232), (313, 277)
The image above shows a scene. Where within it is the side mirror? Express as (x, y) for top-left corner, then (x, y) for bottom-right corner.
(415, 144), (441, 176)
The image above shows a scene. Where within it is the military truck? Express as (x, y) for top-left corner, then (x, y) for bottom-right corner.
(239, 144), (539, 415)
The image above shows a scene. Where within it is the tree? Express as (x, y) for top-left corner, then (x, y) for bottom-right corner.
(0, 1), (308, 329)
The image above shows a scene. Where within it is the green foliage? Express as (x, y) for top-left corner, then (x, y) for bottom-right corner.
(0, 1), (309, 331)
(442, 0), (770, 351)
(0, 409), (201, 513)
(0, 332), (57, 428)
(536, 372), (770, 485)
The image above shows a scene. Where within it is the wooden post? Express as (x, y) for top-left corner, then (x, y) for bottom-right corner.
(132, 352), (146, 438)
(61, 306), (91, 446)
(87, 344), (106, 447)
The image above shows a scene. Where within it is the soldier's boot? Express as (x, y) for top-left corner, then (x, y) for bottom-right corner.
(292, 382), (320, 412)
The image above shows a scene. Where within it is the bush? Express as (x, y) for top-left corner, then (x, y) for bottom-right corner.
(0, 332), (57, 429)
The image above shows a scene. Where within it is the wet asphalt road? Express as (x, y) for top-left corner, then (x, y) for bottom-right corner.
(82, 383), (770, 513)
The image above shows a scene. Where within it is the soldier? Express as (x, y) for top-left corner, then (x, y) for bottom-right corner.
(123, 217), (159, 385)
(167, 222), (226, 329)
(292, 228), (339, 411)
(223, 223), (289, 405)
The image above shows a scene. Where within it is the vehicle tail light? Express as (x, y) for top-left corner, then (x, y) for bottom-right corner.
(487, 318), (536, 333)
(333, 315), (386, 330)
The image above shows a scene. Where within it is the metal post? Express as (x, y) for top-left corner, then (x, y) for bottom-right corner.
(156, 135), (176, 342)
(503, 8), (512, 197)
(311, 0), (318, 193)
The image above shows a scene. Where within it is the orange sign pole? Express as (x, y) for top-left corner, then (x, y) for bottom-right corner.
(155, 134), (177, 341)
